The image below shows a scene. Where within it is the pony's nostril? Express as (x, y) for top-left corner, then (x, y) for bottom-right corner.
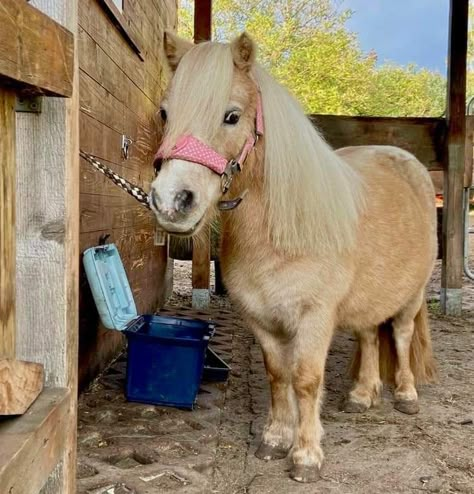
(175, 189), (195, 213)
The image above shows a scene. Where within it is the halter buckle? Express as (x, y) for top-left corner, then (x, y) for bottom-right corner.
(221, 159), (241, 193)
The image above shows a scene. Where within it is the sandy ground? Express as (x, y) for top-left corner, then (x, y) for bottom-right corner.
(77, 230), (474, 494)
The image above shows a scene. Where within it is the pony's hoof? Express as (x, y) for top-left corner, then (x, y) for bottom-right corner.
(341, 399), (369, 413)
(255, 442), (288, 460)
(290, 464), (321, 483)
(394, 399), (419, 415)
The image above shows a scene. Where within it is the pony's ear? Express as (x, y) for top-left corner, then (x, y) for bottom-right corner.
(231, 32), (256, 71)
(164, 31), (194, 71)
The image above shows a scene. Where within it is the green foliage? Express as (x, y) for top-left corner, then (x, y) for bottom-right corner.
(178, 0), (447, 117)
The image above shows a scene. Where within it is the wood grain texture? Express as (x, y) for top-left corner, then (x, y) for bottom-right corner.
(0, 90), (15, 359)
(309, 115), (447, 171)
(0, 0), (73, 97)
(0, 359), (44, 415)
(0, 388), (70, 494)
(14, 0), (80, 491)
(441, 0), (469, 315)
(78, 0), (176, 388)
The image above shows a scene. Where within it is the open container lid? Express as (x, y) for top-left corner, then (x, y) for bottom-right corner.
(83, 244), (138, 330)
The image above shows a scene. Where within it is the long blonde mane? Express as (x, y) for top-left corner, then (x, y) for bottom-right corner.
(168, 41), (365, 255)
(252, 65), (366, 256)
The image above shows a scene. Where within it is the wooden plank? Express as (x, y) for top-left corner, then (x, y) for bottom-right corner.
(78, 28), (156, 123)
(97, 0), (144, 60)
(309, 115), (447, 171)
(79, 0), (146, 94)
(441, 0), (469, 316)
(0, 0), (73, 97)
(0, 388), (70, 494)
(80, 193), (152, 233)
(194, 0), (212, 42)
(15, 0), (79, 490)
(0, 359), (44, 415)
(0, 90), (15, 359)
(80, 70), (124, 135)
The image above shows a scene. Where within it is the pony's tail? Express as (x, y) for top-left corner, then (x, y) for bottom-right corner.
(351, 301), (437, 385)
(408, 301), (438, 384)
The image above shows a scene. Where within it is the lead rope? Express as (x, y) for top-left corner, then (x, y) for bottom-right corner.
(80, 151), (151, 210)
(80, 150), (247, 211)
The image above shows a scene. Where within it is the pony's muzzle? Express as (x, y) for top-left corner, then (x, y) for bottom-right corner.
(151, 188), (195, 218)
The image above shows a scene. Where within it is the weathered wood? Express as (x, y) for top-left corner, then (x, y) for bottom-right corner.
(14, 0), (79, 490)
(309, 115), (447, 171)
(97, 0), (144, 60)
(192, 226), (211, 308)
(78, 0), (175, 389)
(0, 388), (70, 494)
(194, 0), (212, 42)
(441, 0), (469, 316)
(0, 359), (44, 415)
(0, 90), (15, 359)
(0, 0), (74, 97)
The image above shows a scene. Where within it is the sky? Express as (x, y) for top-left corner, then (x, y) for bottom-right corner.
(343, 0), (450, 73)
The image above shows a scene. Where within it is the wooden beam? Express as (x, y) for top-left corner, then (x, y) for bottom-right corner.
(441, 0), (469, 316)
(310, 115), (447, 171)
(0, 0), (74, 97)
(14, 0), (79, 491)
(194, 0), (212, 43)
(0, 388), (70, 494)
(0, 359), (44, 415)
(0, 90), (15, 359)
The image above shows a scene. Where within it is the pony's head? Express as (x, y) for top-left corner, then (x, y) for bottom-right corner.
(150, 32), (259, 236)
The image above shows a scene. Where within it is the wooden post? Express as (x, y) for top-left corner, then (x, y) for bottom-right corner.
(192, 227), (211, 308)
(0, 0), (77, 491)
(192, 0), (212, 308)
(441, 0), (469, 315)
(0, 90), (16, 359)
(194, 0), (212, 43)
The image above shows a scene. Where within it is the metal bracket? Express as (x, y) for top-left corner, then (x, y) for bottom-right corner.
(121, 135), (133, 160)
(15, 96), (42, 113)
(154, 228), (168, 246)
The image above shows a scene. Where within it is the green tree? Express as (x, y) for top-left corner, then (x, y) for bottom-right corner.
(178, 0), (446, 117)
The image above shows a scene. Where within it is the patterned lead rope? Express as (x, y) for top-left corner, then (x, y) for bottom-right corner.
(80, 151), (151, 210)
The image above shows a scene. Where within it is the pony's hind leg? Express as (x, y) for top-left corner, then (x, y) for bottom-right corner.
(343, 327), (382, 413)
(252, 324), (296, 460)
(392, 295), (423, 415)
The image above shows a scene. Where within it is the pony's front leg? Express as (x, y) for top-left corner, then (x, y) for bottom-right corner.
(290, 312), (334, 483)
(252, 324), (296, 460)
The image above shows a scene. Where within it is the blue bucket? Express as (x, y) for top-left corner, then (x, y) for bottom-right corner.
(83, 244), (215, 409)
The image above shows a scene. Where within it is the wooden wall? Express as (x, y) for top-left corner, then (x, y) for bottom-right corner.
(78, 0), (176, 388)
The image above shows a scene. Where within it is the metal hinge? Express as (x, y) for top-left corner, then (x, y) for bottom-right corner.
(15, 96), (42, 113)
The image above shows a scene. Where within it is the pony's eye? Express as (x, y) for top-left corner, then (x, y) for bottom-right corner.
(224, 111), (240, 125)
(159, 108), (167, 122)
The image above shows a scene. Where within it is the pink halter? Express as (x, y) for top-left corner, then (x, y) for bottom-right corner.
(154, 92), (264, 193)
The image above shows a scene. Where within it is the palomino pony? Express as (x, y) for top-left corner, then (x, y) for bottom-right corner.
(150, 32), (437, 483)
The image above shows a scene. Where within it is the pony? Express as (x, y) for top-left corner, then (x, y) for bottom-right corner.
(150, 32), (437, 483)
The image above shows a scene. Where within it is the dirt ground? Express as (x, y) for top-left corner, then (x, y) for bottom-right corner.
(77, 236), (474, 493)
